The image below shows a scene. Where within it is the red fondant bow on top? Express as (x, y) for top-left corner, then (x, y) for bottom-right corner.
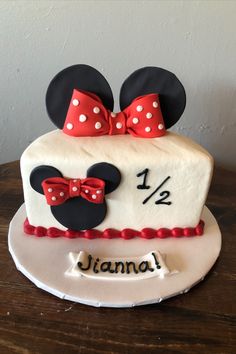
(63, 89), (166, 138)
(42, 177), (105, 206)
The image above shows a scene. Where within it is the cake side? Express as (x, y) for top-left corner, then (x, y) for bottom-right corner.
(20, 130), (213, 231)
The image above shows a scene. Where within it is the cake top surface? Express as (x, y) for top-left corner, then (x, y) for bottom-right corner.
(21, 129), (212, 167)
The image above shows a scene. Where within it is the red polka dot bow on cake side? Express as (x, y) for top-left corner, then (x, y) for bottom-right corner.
(42, 177), (105, 206)
(62, 89), (166, 138)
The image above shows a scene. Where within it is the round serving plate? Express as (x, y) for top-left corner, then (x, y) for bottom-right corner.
(8, 204), (221, 307)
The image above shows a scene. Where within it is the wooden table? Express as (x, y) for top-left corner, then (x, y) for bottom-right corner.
(0, 161), (235, 354)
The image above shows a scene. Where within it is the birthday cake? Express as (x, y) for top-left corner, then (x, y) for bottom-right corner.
(9, 65), (221, 307)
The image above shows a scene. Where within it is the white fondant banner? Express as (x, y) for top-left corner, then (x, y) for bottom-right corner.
(66, 250), (177, 281)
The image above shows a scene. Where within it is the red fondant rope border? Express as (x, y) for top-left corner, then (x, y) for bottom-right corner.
(23, 218), (204, 240)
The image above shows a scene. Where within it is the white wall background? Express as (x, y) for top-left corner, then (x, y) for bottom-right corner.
(0, 0), (236, 170)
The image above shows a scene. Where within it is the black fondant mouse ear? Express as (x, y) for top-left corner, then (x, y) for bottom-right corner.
(30, 166), (63, 194)
(46, 64), (114, 129)
(87, 163), (121, 194)
(119, 67), (186, 129)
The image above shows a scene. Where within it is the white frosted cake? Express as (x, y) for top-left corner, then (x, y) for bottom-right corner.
(21, 130), (213, 233)
(8, 65), (221, 307)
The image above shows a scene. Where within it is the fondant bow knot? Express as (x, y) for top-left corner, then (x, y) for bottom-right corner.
(42, 177), (105, 206)
(63, 89), (166, 138)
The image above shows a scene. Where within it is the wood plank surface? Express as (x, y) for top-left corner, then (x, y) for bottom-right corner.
(0, 161), (235, 354)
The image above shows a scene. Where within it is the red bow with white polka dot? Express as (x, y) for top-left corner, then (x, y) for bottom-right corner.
(63, 89), (166, 138)
(42, 177), (105, 206)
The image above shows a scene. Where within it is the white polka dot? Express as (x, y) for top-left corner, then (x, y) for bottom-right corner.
(158, 124), (164, 130)
(72, 186), (78, 192)
(48, 188), (53, 193)
(153, 101), (158, 108)
(132, 117), (139, 124)
(116, 122), (122, 129)
(79, 114), (87, 122)
(73, 179), (77, 182)
(145, 127), (151, 133)
(96, 190), (102, 194)
(111, 112), (116, 118)
(52, 196), (57, 201)
(66, 123), (73, 130)
(146, 112), (152, 119)
(72, 99), (79, 106)
(92, 194), (97, 199)
(60, 192), (64, 197)
(136, 105), (143, 112)
(85, 189), (89, 194)
(93, 106), (100, 114)
(95, 122), (102, 129)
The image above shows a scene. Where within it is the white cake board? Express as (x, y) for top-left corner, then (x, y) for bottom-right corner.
(8, 204), (221, 308)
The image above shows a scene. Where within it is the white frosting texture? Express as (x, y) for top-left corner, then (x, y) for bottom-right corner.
(20, 130), (213, 231)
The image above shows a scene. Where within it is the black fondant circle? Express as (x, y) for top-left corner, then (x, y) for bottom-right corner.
(46, 64), (114, 129)
(30, 166), (63, 194)
(51, 197), (107, 231)
(87, 162), (121, 194)
(119, 67), (186, 129)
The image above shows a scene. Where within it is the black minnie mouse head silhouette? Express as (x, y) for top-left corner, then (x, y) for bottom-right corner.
(46, 64), (186, 134)
(30, 163), (121, 230)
